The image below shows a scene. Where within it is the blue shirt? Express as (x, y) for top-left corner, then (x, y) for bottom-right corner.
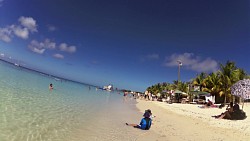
(139, 117), (152, 130)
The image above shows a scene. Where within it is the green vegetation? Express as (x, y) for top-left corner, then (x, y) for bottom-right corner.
(146, 61), (249, 103)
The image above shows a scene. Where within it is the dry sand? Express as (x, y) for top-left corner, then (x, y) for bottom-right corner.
(135, 100), (250, 141)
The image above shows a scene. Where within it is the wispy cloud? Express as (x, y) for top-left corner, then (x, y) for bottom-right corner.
(59, 43), (76, 53)
(164, 53), (218, 72)
(146, 53), (159, 60)
(53, 53), (64, 59)
(0, 27), (12, 42)
(0, 16), (37, 42)
(47, 25), (57, 32)
(140, 53), (160, 62)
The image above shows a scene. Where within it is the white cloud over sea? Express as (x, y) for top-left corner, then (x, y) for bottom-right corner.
(28, 39), (77, 59)
(164, 53), (218, 72)
(1, 16), (77, 59)
(0, 16), (37, 42)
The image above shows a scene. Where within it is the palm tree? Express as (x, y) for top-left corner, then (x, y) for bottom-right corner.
(192, 72), (207, 91)
(202, 72), (222, 103)
(203, 72), (222, 96)
(236, 68), (248, 80)
(178, 81), (188, 93)
(172, 80), (179, 90)
(219, 61), (241, 103)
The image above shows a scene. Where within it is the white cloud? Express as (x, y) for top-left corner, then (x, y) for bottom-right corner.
(164, 53), (218, 72)
(146, 53), (159, 60)
(59, 43), (67, 51)
(28, 39), (56, 54)
(28, 39), (76, 57)
(11, 25), (29, 39)
(29, 40), (42, 49)
(44, 39), (56, 49)
(59, 43), (76, 53)
(0, 27), (12, 42)
(18, 16), (37, 32)
(28, 40), (45, 54)
(0, 16), (37, 42)
(53, 53), (64, 59)
(30, 47), (45, 54)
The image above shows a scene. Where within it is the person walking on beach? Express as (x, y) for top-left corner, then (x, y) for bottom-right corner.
(126, 110), (152, 130)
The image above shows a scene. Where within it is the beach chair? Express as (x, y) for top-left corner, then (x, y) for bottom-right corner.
(197, 99), (205, 104)
(181, 98), (187, 104)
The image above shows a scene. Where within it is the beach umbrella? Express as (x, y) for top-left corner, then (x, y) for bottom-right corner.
(231, 79), (250, 110)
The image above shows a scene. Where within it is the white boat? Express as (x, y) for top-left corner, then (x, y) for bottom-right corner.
(14, 63), (20, 67)
(54, 78), (61, 81)
(103, 84), (113, 91)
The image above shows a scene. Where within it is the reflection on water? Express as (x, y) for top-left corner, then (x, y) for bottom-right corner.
(0, 61), (145, 141)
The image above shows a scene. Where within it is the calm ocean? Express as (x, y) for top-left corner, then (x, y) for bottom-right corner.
(0, 61), (145, 141)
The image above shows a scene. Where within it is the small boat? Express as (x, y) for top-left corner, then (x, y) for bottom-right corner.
(102, 84), (113, 91)
(14, 63), (20, 67)
(54, 78), (61, 81)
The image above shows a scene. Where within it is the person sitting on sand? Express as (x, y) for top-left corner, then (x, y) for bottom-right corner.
(145, 109), (156, 121)
(126, 111), (152, 130)
(49, 83), (53, 90)
(199, 99), (215, 108)
(206, 99), (213, 107)
(233, 100), (240, 112)
(215, 102), (234, 119)
(230, 99), (246, 120)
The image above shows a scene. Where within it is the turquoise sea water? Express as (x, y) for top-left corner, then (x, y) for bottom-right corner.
(0, 61), (145, 141)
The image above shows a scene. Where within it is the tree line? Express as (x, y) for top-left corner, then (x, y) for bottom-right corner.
(146, 61), (250, 103)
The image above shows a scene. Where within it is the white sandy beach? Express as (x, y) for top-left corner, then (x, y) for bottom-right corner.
(135, 99), (250, 141)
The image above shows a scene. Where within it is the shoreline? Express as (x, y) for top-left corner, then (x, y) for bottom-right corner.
(135, 99), (250, 141)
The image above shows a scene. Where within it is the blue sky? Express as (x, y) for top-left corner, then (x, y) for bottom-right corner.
(0, 0), (249, 91)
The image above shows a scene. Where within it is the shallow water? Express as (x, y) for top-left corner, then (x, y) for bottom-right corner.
(0, 61), (145, 141)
